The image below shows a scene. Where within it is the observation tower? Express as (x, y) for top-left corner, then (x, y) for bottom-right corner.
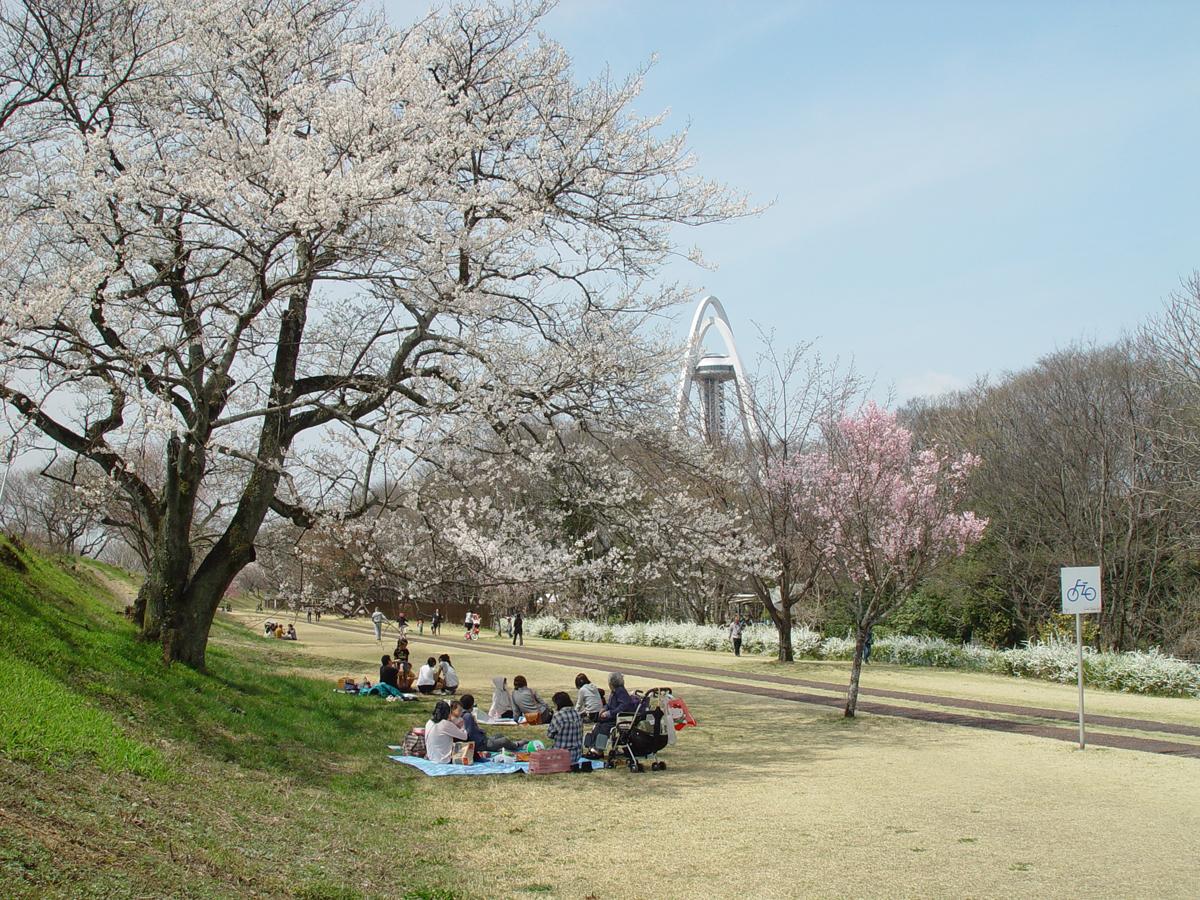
(675, 296), (760, 445)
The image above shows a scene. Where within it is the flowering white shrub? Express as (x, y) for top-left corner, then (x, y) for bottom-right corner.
(567, 620), (610, 643)
(995, 636), (1082, 684)
(873, 635), (995, 671)
(525, 617), (1200, 697)
(524, 615), (566, 639)
(1084, 647), (1200, 698)
(820, 636), (856, 660)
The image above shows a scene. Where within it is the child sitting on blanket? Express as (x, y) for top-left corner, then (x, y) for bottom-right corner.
(459, 694), (521, 759)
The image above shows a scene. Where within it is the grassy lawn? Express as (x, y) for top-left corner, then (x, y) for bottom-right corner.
(258, 615), (1200, 898)
(4, 542), (1199, 898)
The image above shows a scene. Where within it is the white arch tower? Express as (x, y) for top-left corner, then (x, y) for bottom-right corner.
(675, 295), (760, 445)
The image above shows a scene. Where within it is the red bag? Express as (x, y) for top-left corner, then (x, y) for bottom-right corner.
(668, 697), (696, 731)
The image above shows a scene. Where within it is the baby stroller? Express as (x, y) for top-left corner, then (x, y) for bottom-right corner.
(606, 687), (672, 772)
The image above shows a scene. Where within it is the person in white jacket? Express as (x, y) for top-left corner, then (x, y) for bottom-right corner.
(574, 673), (603, 722)
(424, 700), (468, 763)
(416, 656), (439, 694)
(437, 654), (459, 694)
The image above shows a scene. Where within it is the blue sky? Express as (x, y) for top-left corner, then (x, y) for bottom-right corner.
(525, 0), (1200, 401)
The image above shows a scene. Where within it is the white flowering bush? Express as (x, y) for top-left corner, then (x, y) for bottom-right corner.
(873, 635), (995, 671)
(525, 615), (566, 639)
(567, 620), (610, 643)
(819, 636), (856, 660)
(995, 636), (1082, 684)
(525, 617), (1200, 697)
(1084, 647), (1200, 698)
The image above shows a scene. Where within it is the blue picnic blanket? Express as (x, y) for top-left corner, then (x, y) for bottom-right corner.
(389, 755), (528, 776)
(388, 755), (606, 776)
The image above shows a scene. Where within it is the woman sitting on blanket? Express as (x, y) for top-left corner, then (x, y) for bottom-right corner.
(424, 700), (468, 764)
(416, 657), (439, 695)
(488, 676), (514, 720)
(547, 691), (584, 764)
(438, 654), (459, 694)
(574, 673), (603, 723)
(583, 672), (638, 758)
(511, 675), (553, 723)
(459, 694), (520, 758)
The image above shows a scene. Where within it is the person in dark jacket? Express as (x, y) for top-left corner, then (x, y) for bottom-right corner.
(511, 612), (524, 646)
(583, 672), (638, 756)
(379, 655), (399, 688)
(459, 694), (520, 758)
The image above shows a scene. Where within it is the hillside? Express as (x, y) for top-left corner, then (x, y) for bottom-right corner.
(0, 536), (452, 899)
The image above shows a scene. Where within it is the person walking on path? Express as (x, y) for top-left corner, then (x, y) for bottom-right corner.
(397, 611), (408, 639)
(729, 617), (743, 657)
(431, 609), (441, 635)
(512, 612), (524, 646)
(372, 608), (385, 642)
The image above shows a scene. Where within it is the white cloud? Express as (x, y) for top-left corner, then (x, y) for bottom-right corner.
(896, 370), (966, 402)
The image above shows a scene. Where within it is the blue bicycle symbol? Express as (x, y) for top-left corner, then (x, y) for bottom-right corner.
(1066, 579), (1097, 603)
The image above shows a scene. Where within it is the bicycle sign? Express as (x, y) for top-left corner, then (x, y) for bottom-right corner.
(1060, 566), (1102, 614)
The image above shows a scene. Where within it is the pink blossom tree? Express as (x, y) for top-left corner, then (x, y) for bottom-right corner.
(781, 402), (987, 716)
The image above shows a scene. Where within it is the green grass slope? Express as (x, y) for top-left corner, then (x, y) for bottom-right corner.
(0, 537), (454, 900)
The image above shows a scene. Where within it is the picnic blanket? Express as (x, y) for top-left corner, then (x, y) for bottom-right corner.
(388, 755), (606, 777)
(389, 755), (529, 776)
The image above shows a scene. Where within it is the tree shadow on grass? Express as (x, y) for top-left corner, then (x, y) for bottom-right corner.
(593, 697), (971, 793)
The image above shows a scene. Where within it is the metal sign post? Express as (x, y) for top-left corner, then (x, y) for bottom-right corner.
(1061, 566), (1102, 750)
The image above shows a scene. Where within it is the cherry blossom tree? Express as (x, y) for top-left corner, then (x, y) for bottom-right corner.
(0, 0), (746, 667)
(310, 421), (768, 622)
(697, 337), (863, 661)
(780, 402), (987, 716)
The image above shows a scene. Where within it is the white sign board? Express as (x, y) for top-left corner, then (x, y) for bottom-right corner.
(1061, 566), (1102, 614)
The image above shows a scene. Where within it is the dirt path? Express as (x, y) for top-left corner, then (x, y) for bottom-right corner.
(79, 562), (137, 605)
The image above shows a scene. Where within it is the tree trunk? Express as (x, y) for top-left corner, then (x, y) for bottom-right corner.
(160, 522), (258, 668)
(844, 624), (867, 717)
(764, 603), (794, 662)
(137, 435), (194, 641)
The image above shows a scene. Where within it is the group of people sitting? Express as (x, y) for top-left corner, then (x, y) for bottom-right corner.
(420, 671), (640, 766)
(377, 652), (459, 697)
(263, 621), (298, 640)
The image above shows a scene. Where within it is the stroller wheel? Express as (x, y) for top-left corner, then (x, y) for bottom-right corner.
(651, 761), (666, 771)
(629, 761), (645, 773)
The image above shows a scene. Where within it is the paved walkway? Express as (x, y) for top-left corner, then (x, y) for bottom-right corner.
(301, 617), (1200, 759)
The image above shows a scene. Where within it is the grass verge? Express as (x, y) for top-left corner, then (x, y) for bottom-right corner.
(0, 537), (457, 899)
